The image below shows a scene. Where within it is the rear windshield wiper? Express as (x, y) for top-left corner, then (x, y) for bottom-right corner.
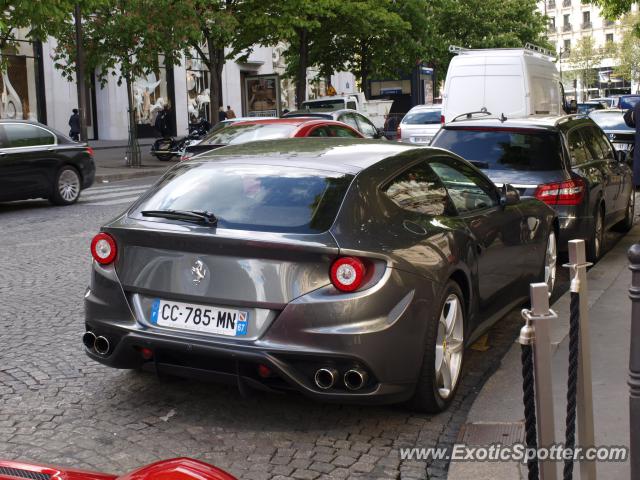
(141, 209), (218, 225)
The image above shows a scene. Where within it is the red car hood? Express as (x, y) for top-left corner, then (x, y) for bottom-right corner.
(0, 458), (237, 480)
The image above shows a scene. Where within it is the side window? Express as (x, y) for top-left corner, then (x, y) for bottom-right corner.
(567, 129), (591, 166)
(347, 101), (357, 110)
(327, 125), (361, 138)
(592, 127), (615, 161)
(340, 113), (360, 131)
(383, 161), (452, 216)
(308, 127), (329, 137)
(355, 114), (378, 138)
(1, 124), (55, 148)
(429, 158), (499, 214)
(581, 127), (605, 160)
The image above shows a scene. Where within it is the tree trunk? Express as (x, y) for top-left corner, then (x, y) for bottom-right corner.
(125, 75), (141, 167)
(360, 43), (370, 99)
(295, 28), (308, 108)
(207, 37), (225, 124)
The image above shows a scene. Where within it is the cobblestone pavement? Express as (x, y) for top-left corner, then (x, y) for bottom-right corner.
(0, 178), (617, 480)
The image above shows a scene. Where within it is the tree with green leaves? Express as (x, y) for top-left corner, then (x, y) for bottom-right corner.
(613, 14), (640, 93)
(567, 36), (604, 100)
(52, 0), (188, 165)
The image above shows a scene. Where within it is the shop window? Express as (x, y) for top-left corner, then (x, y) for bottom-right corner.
(0, 40), (41, 122)
(186, 55), (211, 124)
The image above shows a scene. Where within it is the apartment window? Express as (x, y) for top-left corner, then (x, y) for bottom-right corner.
(606, 33), (614, 43)
(582, 11), (591, 29)
(550, 17), (555, 27)
(562, 0), (571, 7)
(564, 39), (571, 52)
(548, 0), (556, 9)
(563, 14), (571, 31)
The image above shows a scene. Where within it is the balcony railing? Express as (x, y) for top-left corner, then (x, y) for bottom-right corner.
(562, 0), (571, 7)
(605, 19), (615, 27)
(548, 26), (557, 33)
(563, 24), (572, 32)
(582, 21), (592, 29)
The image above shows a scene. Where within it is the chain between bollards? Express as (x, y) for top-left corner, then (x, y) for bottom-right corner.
(563, 291), (580, 480)
(519, 317), (539, 480)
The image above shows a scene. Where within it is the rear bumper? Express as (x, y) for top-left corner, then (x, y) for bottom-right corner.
(555, 207), (593, 251)
(84, 265), (437, 405)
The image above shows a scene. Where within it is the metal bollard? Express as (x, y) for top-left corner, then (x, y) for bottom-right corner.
(628, 243), (640, 479)
(521, 282), (558, 480)
(564, 240), (596, 480)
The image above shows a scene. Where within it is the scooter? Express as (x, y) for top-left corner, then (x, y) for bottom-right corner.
(150, 122), (210, 161)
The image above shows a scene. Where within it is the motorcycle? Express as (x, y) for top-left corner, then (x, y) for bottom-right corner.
(150, 122), (210, 161)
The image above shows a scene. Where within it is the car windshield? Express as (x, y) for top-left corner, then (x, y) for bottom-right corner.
(132, 163), (353, 234)
(432, 128), (562, 171)
(589, 111), (633, 131)
(200, 123), (298, 146)
(402, 110), (441, 125)
(620, 96), (640, 109)
(301, 99), (345, 111)
(577, 103), (603, 114)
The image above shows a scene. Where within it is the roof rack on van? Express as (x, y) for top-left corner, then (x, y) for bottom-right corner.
(448, 43), (554, 60)
(451, 108), (493, 122)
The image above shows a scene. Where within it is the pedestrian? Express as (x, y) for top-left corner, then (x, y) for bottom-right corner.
(68, 109), (80, 141)
(226, 105), (236, 119)
(624, 103), (640, 188)
(218, 106), (227, 123)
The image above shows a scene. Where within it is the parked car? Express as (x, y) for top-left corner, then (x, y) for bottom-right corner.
(282, 109), (385, 139)
(432, 115), (634, 262)
(0, 457), (237, 480)
(589, 109), (635, 153)
(591, 97), (617, 108)
(617, 94), (640, 110)
(397, 105), (442, 144)
(84, 138), (556, 412)
(0, 120), (95, 205)
(576, 101), (606, 114)
(180, 118), (363, 160)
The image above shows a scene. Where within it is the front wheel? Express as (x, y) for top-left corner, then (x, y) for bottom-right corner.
(615, 190), (635, 232)
(50, 166), (81, 205)
(409, 281), (465, 413)
(587, 206), (605, 263)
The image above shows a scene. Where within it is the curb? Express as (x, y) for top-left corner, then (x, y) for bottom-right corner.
(94, 167), (168, 183)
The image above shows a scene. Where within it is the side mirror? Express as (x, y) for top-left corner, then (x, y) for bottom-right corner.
(500, 184), (520, 207)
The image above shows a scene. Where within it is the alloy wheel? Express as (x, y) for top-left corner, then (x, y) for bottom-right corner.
(435, 293), (464, 399)
(544, 231), (557, 293)
(594, 210), (603, 259)
(58, 169), (80, 202)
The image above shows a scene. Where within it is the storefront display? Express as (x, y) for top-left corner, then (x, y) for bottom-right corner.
(244, 74), (280, 117)
(132, 58), (175, 138)
(0, 40), (43, 122)
(186, 56), (210, 123)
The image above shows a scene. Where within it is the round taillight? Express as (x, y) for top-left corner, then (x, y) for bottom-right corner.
(330, 257), (366, 292)
(91, 232), (117, 265)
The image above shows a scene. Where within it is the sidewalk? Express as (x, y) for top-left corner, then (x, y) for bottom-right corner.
(448, 224), (638, 479)
(89, 138), (178, 183)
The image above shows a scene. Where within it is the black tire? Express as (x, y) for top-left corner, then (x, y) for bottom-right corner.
(587, 205), (605, 263)
(614, 190), (635, 232)
(49, 165), (81, 206)
(155, 153), (174, 161)
(408, 281), (465, 413)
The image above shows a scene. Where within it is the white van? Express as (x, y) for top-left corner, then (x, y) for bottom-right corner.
(441, 44), (566, 123)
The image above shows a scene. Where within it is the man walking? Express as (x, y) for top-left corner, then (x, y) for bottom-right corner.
(624, 102), (640, 188)
(226, 105), (236, 119)
(68, 109), (80, 141)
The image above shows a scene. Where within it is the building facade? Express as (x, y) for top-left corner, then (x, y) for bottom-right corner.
(539, 0), (637, 101)
(4, 33), (356, 141)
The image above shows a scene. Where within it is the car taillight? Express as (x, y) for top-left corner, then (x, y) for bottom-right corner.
(86, 146), (94, 156)
(330, 257), (366, 292)
(440, 115), (445, 124)
(91, 232), (117, 265)
(396, 126), (401, 141)
(534, 178), (585, 206)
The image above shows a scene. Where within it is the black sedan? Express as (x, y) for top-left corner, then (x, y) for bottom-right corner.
(84, 138), (555, 412)
(589, 109), (635, 154)
(0, 120), (95, 205)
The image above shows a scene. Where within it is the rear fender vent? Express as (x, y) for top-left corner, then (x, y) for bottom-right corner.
(0, 466), (52, 480)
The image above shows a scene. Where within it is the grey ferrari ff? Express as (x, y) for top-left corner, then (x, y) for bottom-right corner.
(84, 138), (556, 412)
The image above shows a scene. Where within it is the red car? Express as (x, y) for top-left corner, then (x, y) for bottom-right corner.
(180, 117), (364, 160)
(0, 458), (237, 480)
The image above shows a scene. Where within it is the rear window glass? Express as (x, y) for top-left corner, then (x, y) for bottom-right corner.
(401, 110), (441, 125)
(589, 111), (633, 131)
(432, 128), (562, 171)
(619, 96), (640, 109)
(132, 163), (353, 234)
(200, 123), (297, 146)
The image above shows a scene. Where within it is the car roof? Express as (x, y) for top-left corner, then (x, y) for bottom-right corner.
(408, 105), (441, 112)
(231, 117), (340, 127)
(191, 138), (422, 175)
(441, 114), (591, 132)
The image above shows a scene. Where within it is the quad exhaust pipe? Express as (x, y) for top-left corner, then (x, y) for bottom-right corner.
(344, 367), (368, 391)
(314, 367), (338, 390)
(83, 331), (110, 355)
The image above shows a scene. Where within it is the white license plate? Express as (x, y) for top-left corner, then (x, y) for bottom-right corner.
(613, 142), (633, 151)
(411, 136), (431, 144)
(150, 299), (248, 336)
